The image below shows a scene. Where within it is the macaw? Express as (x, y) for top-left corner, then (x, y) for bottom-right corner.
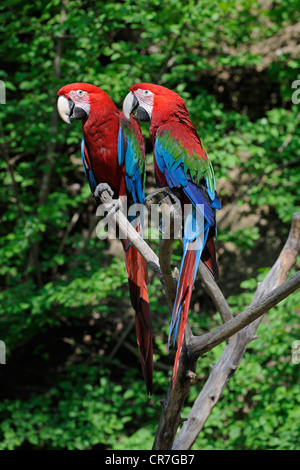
(57, 83), (153, 394)
(123, 83), (221, 386)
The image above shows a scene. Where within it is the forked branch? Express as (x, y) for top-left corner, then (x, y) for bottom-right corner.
(173, 211), (300, 450)
(95, 186), (300, 450)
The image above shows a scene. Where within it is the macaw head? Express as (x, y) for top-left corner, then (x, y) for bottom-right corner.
(57, 82), (106, 124)
(123, 83), (188, 124)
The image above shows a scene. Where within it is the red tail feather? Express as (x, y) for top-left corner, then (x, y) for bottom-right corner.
(123, 240), (153, 394)
(201, 230), (219, 281)
(170, 244), (197, 388)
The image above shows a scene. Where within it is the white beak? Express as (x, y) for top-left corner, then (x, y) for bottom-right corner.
(123, 91), (138, 123)
(57, 95), (71, 124)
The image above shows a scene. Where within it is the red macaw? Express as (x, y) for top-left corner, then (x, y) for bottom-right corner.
(57, 83), (153, 394)
(123, 83), (221, 386)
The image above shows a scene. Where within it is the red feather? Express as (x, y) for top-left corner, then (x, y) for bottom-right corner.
(58, 83), (153, 393)
(170, 243), (196, 387)
(129, 83), (220, 389)
(123, 227), (153, 393)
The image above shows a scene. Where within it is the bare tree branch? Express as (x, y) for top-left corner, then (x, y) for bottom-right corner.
(197, 261), (233, 323)
(152, 273), (300, 450)
(96, 188), (164, 286)
(153, 213), (300, 450)
(158, 194), (181, 309)
(188, 270), (300, 358)
(173, 211), (300, 450)
(95, 184), (299, 450)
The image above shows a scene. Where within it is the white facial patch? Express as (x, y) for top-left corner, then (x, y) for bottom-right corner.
(69, 90), (91, 116)
(135, 88), (154, 118)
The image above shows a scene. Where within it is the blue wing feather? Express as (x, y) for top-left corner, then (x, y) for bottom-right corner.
(155, 131), (216, 349)
(118, 125), (145, 205)
(155, 137), (215, 226)
(118, 127), (126, 167)
(81, 137), (97, 192)
(155, 127), (221, 373)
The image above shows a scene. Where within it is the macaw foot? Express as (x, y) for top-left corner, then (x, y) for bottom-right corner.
(94, 183), (121, 217)
(93, 183), (114, 200)
(145, 186), (181, 206)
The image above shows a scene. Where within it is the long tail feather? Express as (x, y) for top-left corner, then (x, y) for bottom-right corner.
(171, 233), (218, 385)
(201, 228), (219, 280)
(169, 241), (200, 387)
(169, 199), (212, 388)
(122, 229), (153, 394)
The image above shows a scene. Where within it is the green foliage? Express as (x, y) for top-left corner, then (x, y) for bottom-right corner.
(0, 362), (158, 450)
(0, 0), (299, 451)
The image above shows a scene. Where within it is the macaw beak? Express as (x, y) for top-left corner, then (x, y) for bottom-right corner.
(57, 95), (73, 124)
(123, 91), (139, 123)
(57, 95), (88, 124)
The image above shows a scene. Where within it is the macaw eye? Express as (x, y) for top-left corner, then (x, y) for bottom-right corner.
(76, 90), (85, 97)
(143, 90), (150, 96)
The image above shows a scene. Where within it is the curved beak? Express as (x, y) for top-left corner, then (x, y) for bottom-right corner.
(57, 95), (73, 124)
(57, 95), (88, 124)
(123, 91), (139, 123)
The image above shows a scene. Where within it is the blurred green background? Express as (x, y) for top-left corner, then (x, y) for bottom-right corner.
(0, 0), (299, 450)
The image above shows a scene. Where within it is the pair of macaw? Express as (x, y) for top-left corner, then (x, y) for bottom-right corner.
(57, 82), (221, 394)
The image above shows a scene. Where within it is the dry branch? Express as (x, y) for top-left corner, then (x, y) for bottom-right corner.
(158, 195), (178, 308)
(198, 261), (233, 323)
(153, 213), (300, 450)
(188, 270), (300, 358)
(96, 186), (300, 451)
(173, 211), (300, 450)
(96, 188), (164, 285)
